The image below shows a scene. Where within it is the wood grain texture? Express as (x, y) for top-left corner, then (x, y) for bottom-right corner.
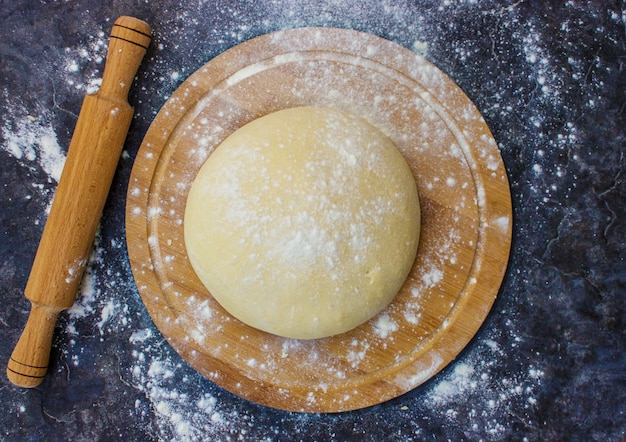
(7, 16), (151, 388)
(126, 27), (512, 412)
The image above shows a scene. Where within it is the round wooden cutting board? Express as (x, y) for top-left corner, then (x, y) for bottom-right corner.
(126, 27), (512, 413)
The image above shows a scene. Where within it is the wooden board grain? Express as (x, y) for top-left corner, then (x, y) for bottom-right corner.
(125, 27), (512, 413)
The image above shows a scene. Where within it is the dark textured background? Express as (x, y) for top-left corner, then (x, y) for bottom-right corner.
(1, 1), (624, 440)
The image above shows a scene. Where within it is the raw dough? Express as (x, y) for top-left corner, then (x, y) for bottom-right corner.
(184, 106), (420, 339)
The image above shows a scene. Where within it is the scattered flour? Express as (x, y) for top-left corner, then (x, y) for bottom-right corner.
(423, 331), (546, 439)
(95, 298), (117, 334)
(1, 113), (66, 182)
(492, 215), (510, 233)
(373, 313), (399, 339)
(61, 30), (108, 94)
(130, 354), (235, 441)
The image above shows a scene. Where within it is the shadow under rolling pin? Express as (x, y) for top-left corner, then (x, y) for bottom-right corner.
(7, 16), (151, 388)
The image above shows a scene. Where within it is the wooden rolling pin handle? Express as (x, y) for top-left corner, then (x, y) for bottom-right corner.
(7, 304), (60, 388)
(99, 16), (152, 101)
(7, 16), (151, 388)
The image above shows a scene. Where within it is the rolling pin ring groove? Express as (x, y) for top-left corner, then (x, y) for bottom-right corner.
(7, 367), (46, 380)
(110, 35), (149, 50)
(113, 23), (152, 38)
(9, 357), (48, 370)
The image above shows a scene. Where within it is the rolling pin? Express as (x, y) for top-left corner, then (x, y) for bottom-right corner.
(7, 16), (151, 388)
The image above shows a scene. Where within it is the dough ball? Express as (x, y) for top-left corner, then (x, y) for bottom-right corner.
(184, 106), (420, 339)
